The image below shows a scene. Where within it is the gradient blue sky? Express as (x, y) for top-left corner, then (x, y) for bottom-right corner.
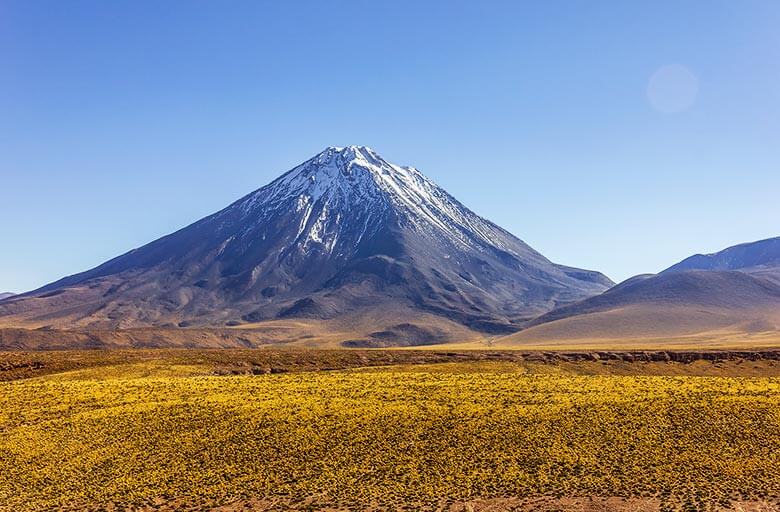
(1, 1), (779, 292)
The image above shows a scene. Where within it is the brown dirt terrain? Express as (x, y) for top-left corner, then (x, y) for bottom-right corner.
(4, 348), (780, 381)
(47, 490), (780, 510)
(208, 496), (779, 512)
(100, 496), (779, 511)
(495, 305), (780, 350)
(0, 309), (487, 350)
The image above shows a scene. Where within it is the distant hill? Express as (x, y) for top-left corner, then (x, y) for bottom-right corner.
(498, 237), (780, 348)
(664, 237), (780, 274)
(0, 146), (610, 347)
(663, 236), (780, 286)
(0, 293), (14, 301)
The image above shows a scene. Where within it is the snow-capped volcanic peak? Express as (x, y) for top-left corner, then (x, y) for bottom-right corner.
(238, 146), (515, 255)
(256, 146), (393, 206)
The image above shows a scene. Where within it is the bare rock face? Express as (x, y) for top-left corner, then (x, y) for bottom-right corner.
(0, 146), (611, 336)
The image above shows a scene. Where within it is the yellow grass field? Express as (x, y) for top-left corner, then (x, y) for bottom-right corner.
(1, 354), (780, 511)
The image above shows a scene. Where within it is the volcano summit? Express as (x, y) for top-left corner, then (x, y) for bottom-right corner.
(0, 146), (612, 345)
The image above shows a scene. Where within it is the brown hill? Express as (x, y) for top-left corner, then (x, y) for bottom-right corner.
(498, 270), (780, 349)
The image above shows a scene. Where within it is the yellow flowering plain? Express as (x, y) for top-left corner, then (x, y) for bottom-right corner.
(1, 361), (779, 510)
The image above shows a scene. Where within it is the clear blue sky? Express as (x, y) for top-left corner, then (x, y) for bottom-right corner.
(1, 1), (779, 292)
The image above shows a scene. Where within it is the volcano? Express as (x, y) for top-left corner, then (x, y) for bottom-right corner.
(0, 146), (612, 345)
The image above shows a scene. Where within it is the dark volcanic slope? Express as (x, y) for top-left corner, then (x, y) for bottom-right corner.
(500, 236), (780, 345)
(0, 146), (612, 336)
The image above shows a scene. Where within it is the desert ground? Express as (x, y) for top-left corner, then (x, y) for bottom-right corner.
(2, 348), (780, 511)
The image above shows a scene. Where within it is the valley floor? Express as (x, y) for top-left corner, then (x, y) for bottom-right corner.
(1, 350), (780, 511)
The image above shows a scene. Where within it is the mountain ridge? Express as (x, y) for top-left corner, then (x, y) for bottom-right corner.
(663, 236), (780, 274)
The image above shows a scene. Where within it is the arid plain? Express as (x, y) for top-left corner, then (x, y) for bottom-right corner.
(3, 348), (780, 511)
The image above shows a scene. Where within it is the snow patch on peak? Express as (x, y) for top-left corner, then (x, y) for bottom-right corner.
(235, 145), (522, 257)
(323, 144), (377, 155)
(315, 145), (380, 165)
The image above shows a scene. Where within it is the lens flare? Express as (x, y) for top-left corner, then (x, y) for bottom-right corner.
(647, 64), (699, 113)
